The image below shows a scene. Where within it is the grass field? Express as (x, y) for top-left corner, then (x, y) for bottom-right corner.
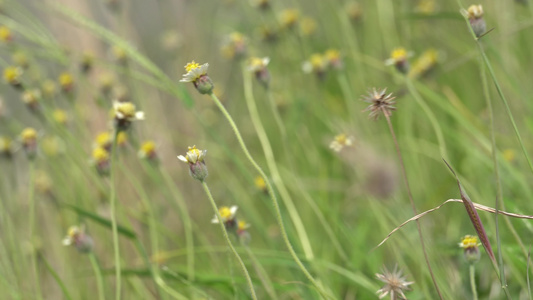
(1, 0), (533, 299)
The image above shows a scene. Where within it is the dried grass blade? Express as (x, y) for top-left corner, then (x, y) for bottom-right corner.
(443, 159), (496, 263)
(375, 199), (533, 249)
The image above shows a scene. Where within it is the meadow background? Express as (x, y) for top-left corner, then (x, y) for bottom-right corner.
(1, 0), (533, 299)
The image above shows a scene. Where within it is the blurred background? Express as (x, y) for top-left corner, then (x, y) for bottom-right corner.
(1, 0), (533, 299)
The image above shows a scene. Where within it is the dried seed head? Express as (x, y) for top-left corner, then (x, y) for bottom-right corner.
(376, 265), (414, 299)
(361, 88), (396, 120)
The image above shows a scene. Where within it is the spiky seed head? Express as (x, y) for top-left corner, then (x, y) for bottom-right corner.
(361, 88), (396, 120)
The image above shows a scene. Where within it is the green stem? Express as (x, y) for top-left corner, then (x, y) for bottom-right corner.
(382, 111), (443, 300)
(242, 65), (314, 260)
(200, 181), (257, 300)
(109, 130), (121, 300)
(470, 265), (478, 300)
(89, 253), (106, 300)
(209, 92), (331, 299)
(41, 254), (72, 300)
(28, 161), (43, 300)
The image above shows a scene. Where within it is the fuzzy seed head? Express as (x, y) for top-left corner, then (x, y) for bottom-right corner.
(376, 265), (414, 299)
(362, 88), (397, 120)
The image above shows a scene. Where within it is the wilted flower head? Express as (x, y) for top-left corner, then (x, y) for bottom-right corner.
(362, 88), (396, 120)
(113, 101), (144, 130)
(248, 57), (270, 87)
(138, 140), (157, 161)
(330, 133), (353, 152)
(180, 61), (214, 94)
(385, 48), (411, 74)
(0, 26), (12, 42)
(459, 235), (481, 264)
(62, 225), (94, 253)
(280, 9), (299, 29)
(462, 5), (485, 37)
(58, 72), (74, 93)
(92, 147), (110, 175)
(221, 32), (247, 60)
(211, 205), (238, 228)
(3, 66), (23, 89)
(178, 145), (208, 181)
(20, 127), (38, 159)
(376, 265), (414, 299)
(302, 54), (327, 79)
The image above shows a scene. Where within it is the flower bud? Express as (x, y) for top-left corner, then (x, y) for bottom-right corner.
(466, 5), (486, 38)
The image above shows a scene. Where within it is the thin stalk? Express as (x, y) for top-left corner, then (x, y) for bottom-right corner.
(209, 92), (332, 299)
(382, 110), (443, 300)
(469, 265), (478, 300)
(28, 161), (43, 300)
(109, 130), (121, 300)
(200, 181), (257, 300)
(244, 246), (279, 300)
(241, 66), (314, 260)
(89, 253), (106, 300)
(41, 254), (73, 300)
(266, 89), (287, 138)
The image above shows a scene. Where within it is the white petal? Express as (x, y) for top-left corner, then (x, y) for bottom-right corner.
(230, 205), (238, 216)
(135, 111), (145, 120)
(262, 57), (270, 66)
(302, 62), (312, 73)
(211, 216), (220, 223)
(62, 238), (72, 246)
(177, 155), (188, 162)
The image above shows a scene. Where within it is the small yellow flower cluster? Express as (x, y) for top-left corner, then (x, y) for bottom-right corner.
(212, 205), (251, 243)
(180, 61), (213, 94)
(62, 225), (93, 253)
(385, 47), (412, 74)
(20, 127), (38, 159)
(113, 101), (144, 130)
(254, 176), (267, 193)
(458, 235), (480, 249)
(53, 109), (69, 125)
(21, 89), (41, 111)
(279, 9), (299, 29)
(178, 145), (208, 181)
(3, 66), (23, 88)
(0, 136), (13, 157)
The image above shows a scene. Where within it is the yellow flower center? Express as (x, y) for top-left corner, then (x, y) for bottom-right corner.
(335, 134), (347, 144)
(117, 132), (128, 145)
(249, 57), (264, 69)
(59, 72), (74, 87)
(254, 176), (266, 190)
(219, 206), (233, 220)
(4, 66), (21, 83)
(460, 235), (479, 249)
(325, 49), (340, 61)
(391, 48), (407, 62)
(238, 220), (249, 231)
(503, 149), (515, 162)
(116, 102), (137, 118)
(92, 147), (109, 162)
(467, 5), (483, 19)
(53, 109), (68, 124)
(185, 61), (200, 73)
(96, 132), (112, 148)
(141, 141), (156, 155)
(21, 128), (37, 142)
(310, 54), (325, 69)
(0, 137), (12, 152)
(186, 145), (203, 162)
(281, 9), (299, 27)
(0, 26), (11, 41)
(68, 226), (81, 238)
